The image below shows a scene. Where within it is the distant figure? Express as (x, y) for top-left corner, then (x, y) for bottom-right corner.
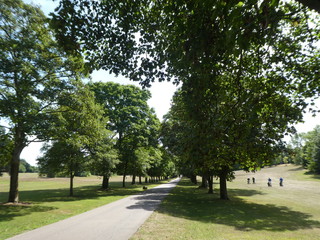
(268, 178), (272, 187)
(279, 177), (283, 187)
(247, 178), (250, 184)
(252, 177), (255, 184)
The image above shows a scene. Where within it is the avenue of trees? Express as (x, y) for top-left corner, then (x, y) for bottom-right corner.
(1, 0), (320, 202)
(0, 0), (176, 202)
(51, 0), (320, 199)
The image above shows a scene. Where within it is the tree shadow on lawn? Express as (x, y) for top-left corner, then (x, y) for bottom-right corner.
(303, 171), (320, 180)
(156, 182), (320, 232)
(0, 181), (150, 222)
(0, 181), (148, 204)
(0, 204), (56, 223)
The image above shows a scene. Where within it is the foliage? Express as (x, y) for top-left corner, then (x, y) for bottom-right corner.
(89, 81), (161, 186)
(19, 159), (37, 173)
(0, 0), (85, 202)
(286, 126), (320, 174)
(88, 136), (119, 189)
(0, 126), (12, 171)
(37, 83), (108, 195)
(51, 1), (320, 200)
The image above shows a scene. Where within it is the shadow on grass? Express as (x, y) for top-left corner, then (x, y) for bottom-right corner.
(0, 181), (152, 203)
(288, 165), (306, 171)
(156, 179), (320, 232)
(0, 204), (57, 223)
(303, 171), (320, 180)
(0, 181), (155, 222)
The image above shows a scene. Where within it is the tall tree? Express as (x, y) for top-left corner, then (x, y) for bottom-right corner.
(52, 1), (320, 199)
(38, 141), (85, 196)
(37, 83), (108, 196)
(88, 137), (119, 189)
(89, 81), (160, 187)
(0, 0), (85, 202)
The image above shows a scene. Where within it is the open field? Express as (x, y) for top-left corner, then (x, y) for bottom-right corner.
(0, 173), (165, 240)
(132, 164), (320, 240)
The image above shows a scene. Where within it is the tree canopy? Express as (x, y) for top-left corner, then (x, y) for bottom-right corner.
(51, 0), (320, 199)
(89, 81), (161, 186)
(0, 0), (92, 202)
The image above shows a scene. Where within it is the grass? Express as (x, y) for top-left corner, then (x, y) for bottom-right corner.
(0, 173), (165, 240)
(132, 164), (320, 240)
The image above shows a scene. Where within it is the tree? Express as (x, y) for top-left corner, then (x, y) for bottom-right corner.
(291, 126), (320, 174)
(19, 159), (37, 173)
(52, 1), (320, 199)
(38, 141), (86, 196)
(38, 82), (107, 196)
(0, 0), (85, 202)
(89, 81), (160, 187)
(88, 137), (119, 189)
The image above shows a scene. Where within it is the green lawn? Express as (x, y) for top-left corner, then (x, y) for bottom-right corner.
(132, 164), (320, 240)
(0, 173), (164, 240)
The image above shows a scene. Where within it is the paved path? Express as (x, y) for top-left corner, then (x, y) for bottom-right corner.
(7, 178), (181, 240)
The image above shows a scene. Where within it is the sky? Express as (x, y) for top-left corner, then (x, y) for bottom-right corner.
(19, 0), (320, 166)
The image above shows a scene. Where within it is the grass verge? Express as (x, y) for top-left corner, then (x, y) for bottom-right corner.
(0, 174), (166, 240)
(132, 165), (320, 240)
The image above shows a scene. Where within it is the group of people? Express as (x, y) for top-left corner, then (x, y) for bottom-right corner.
(247, 177), (284, 187)
(268, 177), (284, 187)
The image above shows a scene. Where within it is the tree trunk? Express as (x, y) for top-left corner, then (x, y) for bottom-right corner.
(122, 160), (128, 188)
(70, 172), (74, 197)
(102, 175), (109, 189)
(219, 168), (229, 200)
(145, 177), (148, 183)
(122, 173), (126, 188)
(208, 175), (214, 194)
(132, 174), (136, 184)
(139, 176), (142, 184)
(8, 132), (25, 203)
(200, 174), (208, 188)
(190, 174), (197, 184)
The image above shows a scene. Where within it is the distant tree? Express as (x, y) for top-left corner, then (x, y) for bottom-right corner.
(38, 141), (85, 196)
(298, 126), (320, 174)
(0, 0), (85, 202)
(88, 136), (119, 189)
(37, 83), (108, 196)
(89, 82), (160, 187)
(18, 159), (37, 173)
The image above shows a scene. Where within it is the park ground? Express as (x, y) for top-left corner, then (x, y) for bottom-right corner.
(0, 174), (166, 240)
(132, 164), (320, 240)
(1, 165), (320, 240)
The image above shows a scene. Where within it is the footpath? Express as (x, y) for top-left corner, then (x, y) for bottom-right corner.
(7, 178), (181, 240)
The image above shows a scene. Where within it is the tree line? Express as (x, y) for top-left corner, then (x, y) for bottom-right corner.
(51, 0), (319, 199)
(1, 0), (320, 202)
(0, 0), (176, 202)
(275, 126), (320, 174)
